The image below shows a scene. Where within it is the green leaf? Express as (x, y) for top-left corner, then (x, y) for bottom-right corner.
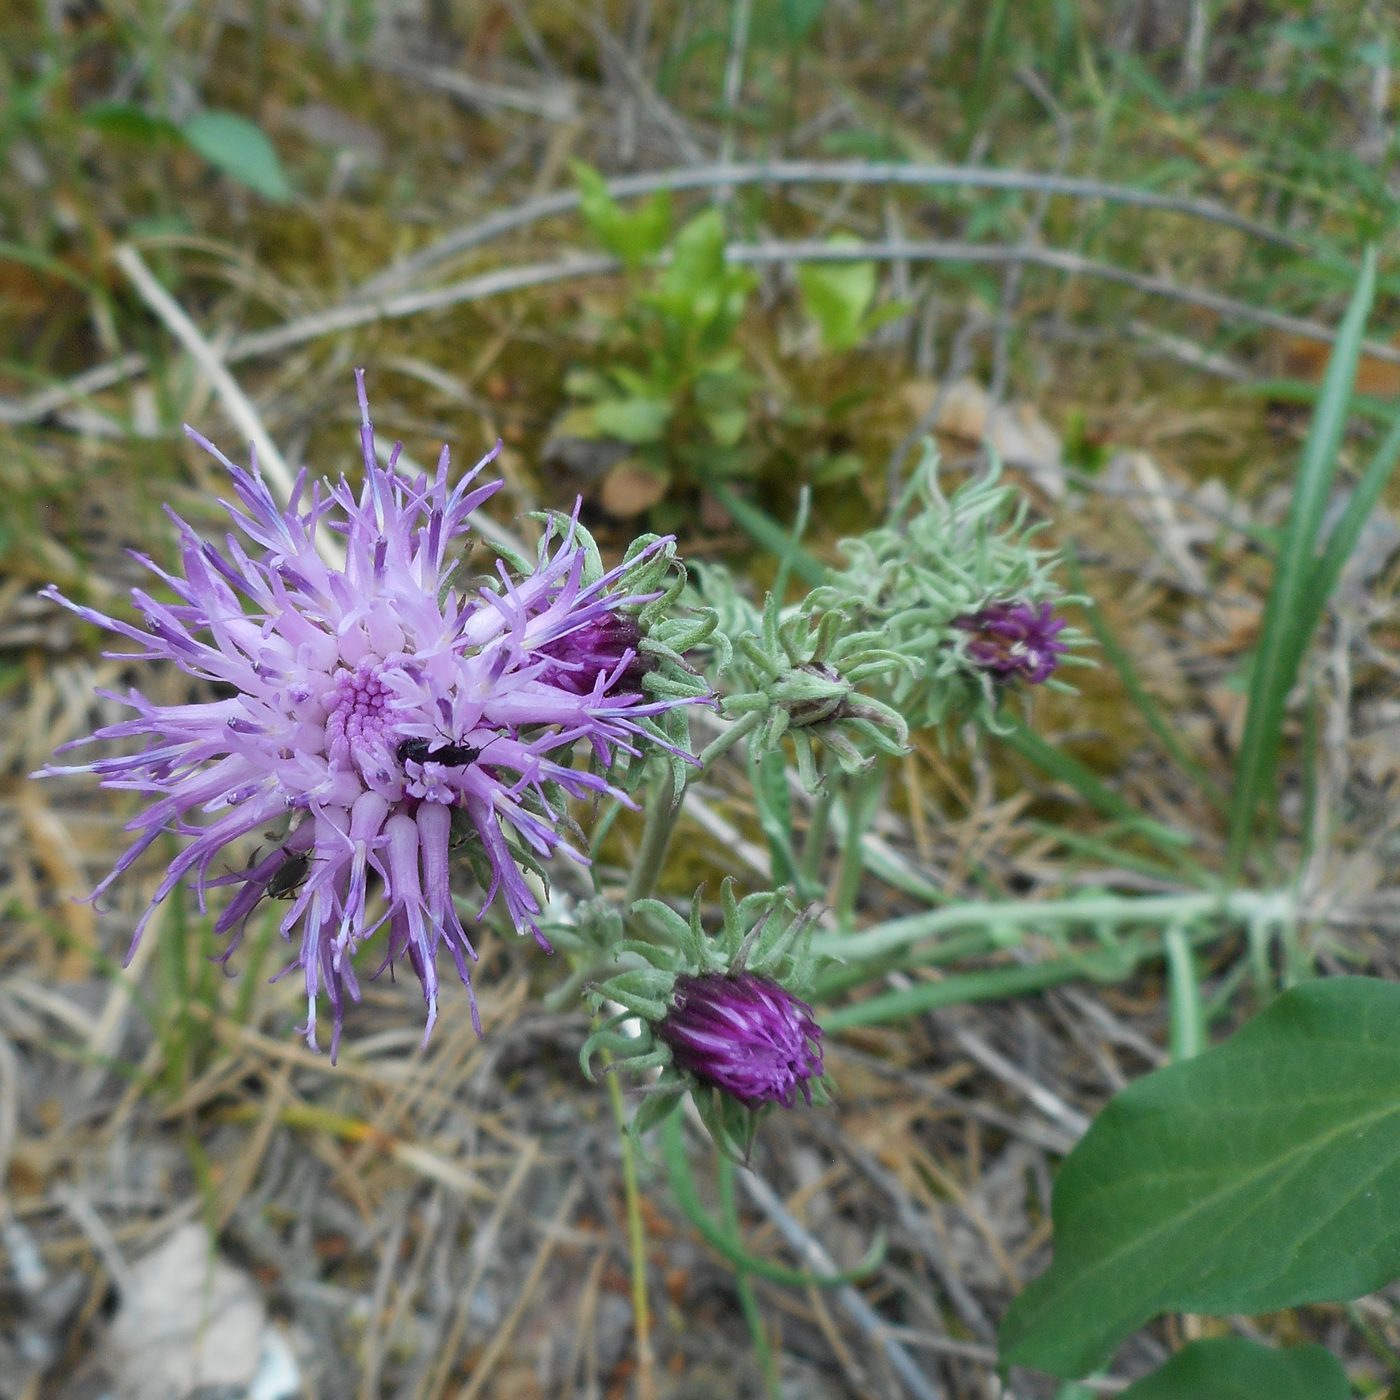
(179, 110), (293, 202)
(1117, 1340), (1349, 1400)
(593, 396), (673, 445)
(1225, 249), (1375, 877)
(663, 207), (728, 302)
(702, 405), (748, 448)
(569, 159), (671, 266)
(1294, 409), (1400, 667)
(780, 0), (826, 43)
(797, 244), (877, 352)
(624, 191), (674, 263)
(999, 977), (1400, 1378)
(83, 102), (180, 145)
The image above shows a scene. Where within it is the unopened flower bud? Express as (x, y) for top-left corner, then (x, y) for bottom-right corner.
(658, 971), (824, 1108)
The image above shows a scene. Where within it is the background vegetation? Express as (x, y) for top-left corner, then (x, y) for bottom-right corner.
(1, 1), (1397, 1396)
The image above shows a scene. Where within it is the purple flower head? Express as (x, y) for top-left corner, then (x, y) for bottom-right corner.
(952, 599), (1068, 685)
(658, 971), (824, 1109)
(535, 610), (648, 696)
(39, 372), (700, 1058)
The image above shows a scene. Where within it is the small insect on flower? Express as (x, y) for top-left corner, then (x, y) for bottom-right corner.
(395, 738), (482, 768)
(266, 849), (311, 901)
(37, 371), (704, 1057)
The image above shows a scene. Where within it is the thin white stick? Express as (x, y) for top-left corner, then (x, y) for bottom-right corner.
(17, 234), (1394, 435)
(357, 157), (1306, 296)
(734, 1163), (946, 1400)
(114, 243), (297, 507)
(115, 243), (345, 567)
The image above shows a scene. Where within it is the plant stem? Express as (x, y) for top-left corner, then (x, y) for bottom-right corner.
(625, 710), (764, 905)
(813, 887), (1294, 962)
(606, 1061), (656, 1399)
(832, 761), (887, 933)
(798, 777), (834, 895)
(717, 1154), (781, 1399)
(625, 762), (677, 907)
(696, 707), (765, 771)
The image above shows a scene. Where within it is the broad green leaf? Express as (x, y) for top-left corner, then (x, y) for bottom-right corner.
(563, 366), (611, 401)
(702, 407), (748, 448)
(180, 110), (292, 202)
(662, 208), (728, 303)
(572, 160), (621, 241)
(593, 397), (672, 445)
(797, 244), (877, 352)
(1117, 1339), (1349, 1400)
(1000, 977), (1400, 1378)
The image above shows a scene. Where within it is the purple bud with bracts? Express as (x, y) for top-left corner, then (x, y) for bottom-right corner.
(658, 971), (824, 1109)
(953, 599), (1068, 685)
(536, 611), (649, 695)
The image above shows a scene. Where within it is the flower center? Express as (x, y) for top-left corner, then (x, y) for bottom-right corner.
(324, 659), (393, 772)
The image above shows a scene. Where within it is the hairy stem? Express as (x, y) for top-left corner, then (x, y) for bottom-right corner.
(606, 1061), (656, 1398)
(625, 710), (765, 906)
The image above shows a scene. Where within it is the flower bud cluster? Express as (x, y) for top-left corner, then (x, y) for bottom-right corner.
(693, 563), (909, 789)
(581, 882), (825, 1159)
(813, 443), (1086, 730)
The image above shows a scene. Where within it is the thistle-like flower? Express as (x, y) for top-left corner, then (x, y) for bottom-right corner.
(953, 599), (1068, 684)
(658, 971), (823, 1109)
(38, 372), (705, 1056)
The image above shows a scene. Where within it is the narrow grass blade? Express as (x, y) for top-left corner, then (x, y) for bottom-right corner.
(717, 1156), (782, 1399)
(824, 948), (1138, 1031)
(1003, 724), (1196, 859)
(661, 1111), (883, 1287)
(1226, 248), (1377, 878)
(1025, 823), (1200, 886)
(1066, 551), (1227, 813)
(1293, 409), (1400, 667)
(705, 478), (829, 586)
